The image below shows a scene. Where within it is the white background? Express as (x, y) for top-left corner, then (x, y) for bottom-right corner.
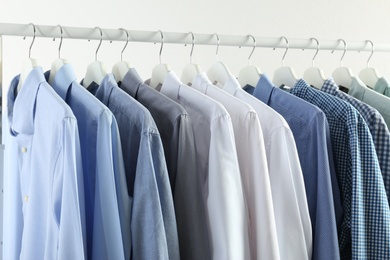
(1, 0), (390, 259)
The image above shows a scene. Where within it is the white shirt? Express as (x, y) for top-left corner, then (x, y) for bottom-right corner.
(193, 73), (280, 260)
(160, 71), (250, 260)
(222, 76), (312, 260)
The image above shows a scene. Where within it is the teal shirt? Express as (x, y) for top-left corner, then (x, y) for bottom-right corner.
(374, 77), (390, 97)
(349, 77), (390, 130)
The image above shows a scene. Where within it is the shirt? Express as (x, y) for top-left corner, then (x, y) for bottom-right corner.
(373, 77), (390, 97)
(160, 71), (250, 260)
(221, 76), (312, 260)
(322, 78), (390, 205)
(119, 68), (211, 260)
(348, 76), (390, 129)
(46, 65), (130, 260)
(89, 74), (179, 260)
(192, 73), (280, 260)
(291, 79), (390, 259)
(252, 74), (341, 260)
(7, 67), (85, 259)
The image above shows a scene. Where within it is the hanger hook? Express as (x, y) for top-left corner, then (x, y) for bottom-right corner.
(189, 31), (195, 64)
(24, 23), (36, 58)
(93, 26), (103, 61)
(119, 28), (129, 62)
(280, 36), (289, 66)
(157, 30), (164, 64)
(332, 39), (347, 67)
(214, 33), (220, 61)
(365, 40), (374, 68)
(310, 37), (320, 67)
(53, 24), (64, 59)
(247, 34), (256, 66)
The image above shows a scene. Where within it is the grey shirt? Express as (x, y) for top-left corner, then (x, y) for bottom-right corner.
(120, 68), (211, 260)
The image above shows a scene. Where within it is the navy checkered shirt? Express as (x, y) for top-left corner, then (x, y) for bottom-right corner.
(291, 79), (390, 259)
(322, 78), (390, 205)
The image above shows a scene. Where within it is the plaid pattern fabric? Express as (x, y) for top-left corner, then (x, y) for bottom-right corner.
(322, 78), (390, 205)
(291, 79), (390, 260)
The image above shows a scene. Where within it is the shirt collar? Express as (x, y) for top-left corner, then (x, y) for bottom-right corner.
(161, 71), (182, 100)
(321, 77), (339, 95)
(374, 77), (389, 94)
(193, 72), (211, 94)
(254, 73), (274, 104)
(8, 67), (46, 135)
(121, 68), (143, 98)
(95, 74), (117, 106)
(45, 64), (77, 100)
(222, 75), (241, 95)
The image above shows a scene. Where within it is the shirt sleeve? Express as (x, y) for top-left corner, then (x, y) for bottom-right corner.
(56, 117), (85, 260)
(267, 126), (312, 260)
(244, 112), (280, 260)
(174, 115), (211, 260)
(208, 115), (250, 260)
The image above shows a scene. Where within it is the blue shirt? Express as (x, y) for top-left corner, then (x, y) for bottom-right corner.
(119, 69), (211, 260)
(252, 74), (341, 260)
(45, 65), (130, 260)
(88, 74), (179, 260)
(373, 77), (390, 97)
(291, 79), (390, 259)
(7, 67), (85, 259)
(322, 78), (390, 205)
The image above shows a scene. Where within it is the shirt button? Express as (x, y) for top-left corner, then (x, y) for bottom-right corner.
(24, 195), (29, 202)
(21, 147), (27, 153)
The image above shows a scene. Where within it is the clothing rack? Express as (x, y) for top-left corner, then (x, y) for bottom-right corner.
(0, 22), (390, 52)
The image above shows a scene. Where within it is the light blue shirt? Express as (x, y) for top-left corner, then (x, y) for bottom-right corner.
(252, 74), (341, 260)
(7, 67), (85, 259)
(88, 74), (179, 260)
(373, 77), (390, 97)
(45, 65), (130, 260)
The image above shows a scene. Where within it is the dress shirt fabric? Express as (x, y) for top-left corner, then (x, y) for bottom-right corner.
(322, 78), (390, 204)
(160, 71), (250, 260)
(373, 77), (390, 97)
(252, 74), (341, 260)
(348, 77), (390, 129)
(291, 79), (390, 259)
(89, 74), (179, 260)
(221, 76), (312, 260)
(192, 73), (280, 260)
(45, 65), (129, 260)
(7, 67), (85, 259)
(119, 68), (211, 260)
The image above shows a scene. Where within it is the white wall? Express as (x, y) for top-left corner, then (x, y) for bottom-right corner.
(1, 0), (390, 82)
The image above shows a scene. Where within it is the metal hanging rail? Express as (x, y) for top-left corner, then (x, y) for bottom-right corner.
(0, 22), (389, 52)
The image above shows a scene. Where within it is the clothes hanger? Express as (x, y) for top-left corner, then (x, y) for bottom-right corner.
(207, 33), (232, 86)
(149, 30), (171, 89)
(112, 28), (133, 83)
(273, 36), (299, 88)
(331, 39), (354, 89)
(238, 34), (262, 88)
(82, 26), (107, 87)
(48, 24), (69, 85)
(303, 37), (326, 89)
(181, 31), (202, 86)
(358, 40), (380, 88)
(17, 23), (39, 92)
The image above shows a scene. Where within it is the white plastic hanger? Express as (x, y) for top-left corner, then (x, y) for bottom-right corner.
(332, 39), (354, 88)
(17, 23), (39, 92)
(303, 37), (326, 89)
(83, 27), (107, 88)
(149, 30), (171, 89)
(238, 34), (261, 87)
(112, 28), (133, 83)
(207, 33), (232, 86)
(181, 31), (202, 86)
(273, 36), (299, 88)
(359, 40), (380, 88)
(49, 24), (69, 85)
